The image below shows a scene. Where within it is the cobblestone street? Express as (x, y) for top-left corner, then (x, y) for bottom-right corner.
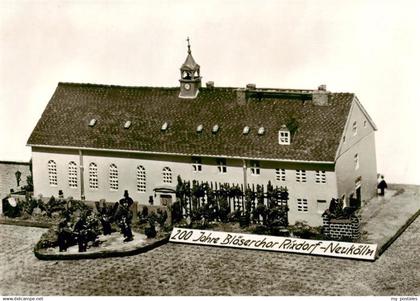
(0, 218), (419, 296)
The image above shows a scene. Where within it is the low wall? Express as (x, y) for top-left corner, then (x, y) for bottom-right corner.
(322, 215), (360, 241)
(0, 161), (31, 199)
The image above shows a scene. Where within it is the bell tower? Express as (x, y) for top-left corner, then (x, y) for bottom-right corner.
(179, 37), (201, 99)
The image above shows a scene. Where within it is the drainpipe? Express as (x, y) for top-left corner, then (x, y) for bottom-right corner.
(79, 149), (85, 200)
(242, 159), (247, 189)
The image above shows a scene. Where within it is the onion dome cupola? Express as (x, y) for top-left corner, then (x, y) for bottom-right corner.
(179, 37), (202, 99)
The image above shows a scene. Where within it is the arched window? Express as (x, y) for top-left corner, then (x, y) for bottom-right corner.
(109, 164), (118, 190)
(137, 165), (146, 192)
(68, 161), (78, 188)
(48, 160), (57, 186)
(162, 167), (172, 184)
(89, 162), (98, 189)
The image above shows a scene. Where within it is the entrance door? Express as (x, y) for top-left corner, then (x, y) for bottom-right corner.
(160, 194), (173, 207)
(355, 186), (361, 208)
(350, 178), (362, 208)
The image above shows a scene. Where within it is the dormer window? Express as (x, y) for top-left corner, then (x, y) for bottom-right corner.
(196, 124), (203, 133)
(124, 121), (132, 129)
(278, 125), (290, 145)
(257, 127), (265, 135)
(243, 126), (250, 135)
(161, 122), (168, 131)
(212, 124), (219, 134)
(89, 119), (97, 127)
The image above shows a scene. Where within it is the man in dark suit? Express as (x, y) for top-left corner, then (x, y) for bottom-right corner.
(378, 175), (388, 196)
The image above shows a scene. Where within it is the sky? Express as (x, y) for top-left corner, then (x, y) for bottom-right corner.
(0, 0), (419, 185)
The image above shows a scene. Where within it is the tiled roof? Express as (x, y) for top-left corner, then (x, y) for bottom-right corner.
(27, 83), (354, 162)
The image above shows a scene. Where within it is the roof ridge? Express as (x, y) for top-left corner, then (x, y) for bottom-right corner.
(57, 82), (355, 95)
(58, 82), (179, 90)
(57, 82), (245, 92)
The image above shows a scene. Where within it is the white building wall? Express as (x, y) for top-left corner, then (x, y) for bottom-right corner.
(32, 147), (338, 226)
(249, 161), (337, 226)
(32, 148), (81, 199)
(335, 100), (378, 205)
(335, 131), (377, 204)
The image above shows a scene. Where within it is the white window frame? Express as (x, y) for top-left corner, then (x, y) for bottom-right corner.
(89, 162), (98, 190)
(137, 165), (146, 192)
(163, 167), (172, 183)
(192, 157), (202, 173)
(48, 160), (57, 186)
(315, 170), (326, 184)
(278, 130), (290, 145)
(352, 121), (357, 136)
(68, 161), (78, 188)
(109, 164), (119, 191)
(217, 159), (227, 174)
(250, 161), (260, 175)
(296, 170), (307, 183)
(275, 168), (286, 181)
(297, 198), (308, 212)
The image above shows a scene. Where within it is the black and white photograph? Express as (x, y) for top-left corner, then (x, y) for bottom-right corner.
(0, 0), (419, 299)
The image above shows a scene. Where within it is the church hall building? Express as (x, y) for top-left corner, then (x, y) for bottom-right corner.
(27, 42), (378, 226)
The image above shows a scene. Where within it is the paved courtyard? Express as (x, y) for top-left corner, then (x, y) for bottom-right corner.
(0, 218), (419, 296)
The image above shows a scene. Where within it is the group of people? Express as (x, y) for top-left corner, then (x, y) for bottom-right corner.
(57, 190), (136, 252)
(58, 207), (101, 252)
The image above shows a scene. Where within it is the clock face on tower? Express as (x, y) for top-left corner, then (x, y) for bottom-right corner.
(184, 83), (191, 90)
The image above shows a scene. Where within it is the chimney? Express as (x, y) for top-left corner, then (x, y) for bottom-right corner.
(246, 83), (256, 90)
(206, 81), (214, 89)
(318, 84), (327, 91)
(236, 88), (246, 105)
(312, 84), (329, 106)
